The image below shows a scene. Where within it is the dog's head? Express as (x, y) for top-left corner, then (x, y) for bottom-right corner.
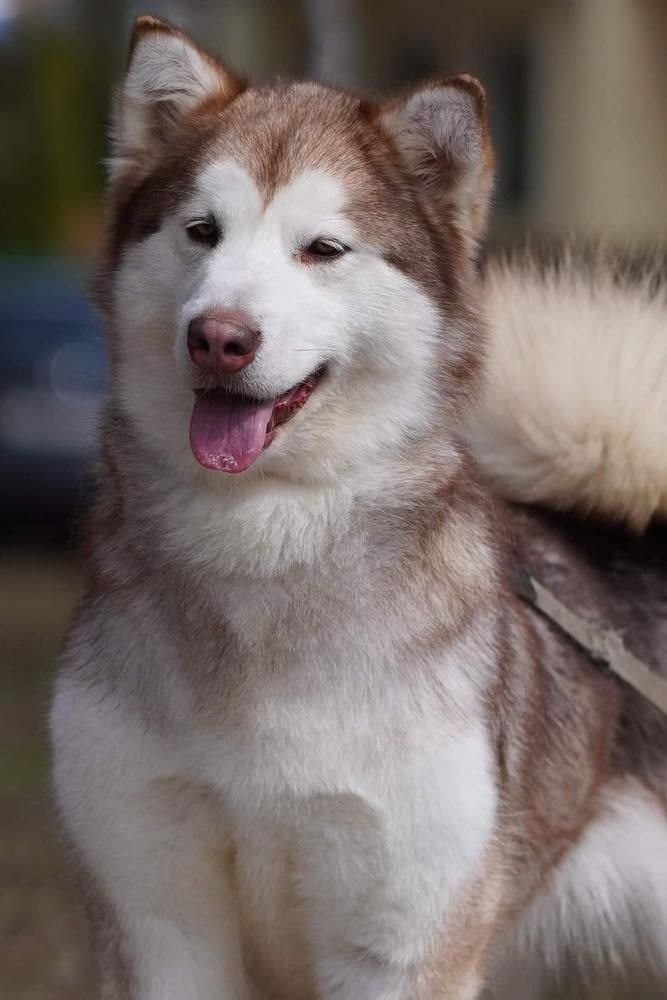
(99, 16), (493, 484)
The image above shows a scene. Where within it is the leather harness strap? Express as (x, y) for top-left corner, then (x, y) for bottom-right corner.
(513, 568), (667, 718)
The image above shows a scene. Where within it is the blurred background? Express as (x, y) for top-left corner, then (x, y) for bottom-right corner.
(0, 1), (666, 997)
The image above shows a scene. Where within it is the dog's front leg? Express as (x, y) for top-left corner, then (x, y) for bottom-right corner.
(304, 876), (496, 1000)
(297, 724), (500, 1000)
(52, 675), (250, 1000)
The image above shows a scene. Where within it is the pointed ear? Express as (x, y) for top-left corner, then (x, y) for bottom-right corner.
(109, 16), (243, 181)
(380, 75), (494, 253)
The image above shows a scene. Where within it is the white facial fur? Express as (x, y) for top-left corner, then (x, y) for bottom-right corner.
(112, 158), (446, 487)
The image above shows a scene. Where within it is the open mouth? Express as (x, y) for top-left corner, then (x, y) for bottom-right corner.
(189, 367), (325, 473)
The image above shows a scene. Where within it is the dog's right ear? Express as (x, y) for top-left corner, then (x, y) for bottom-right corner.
(109, 16), (243, 182)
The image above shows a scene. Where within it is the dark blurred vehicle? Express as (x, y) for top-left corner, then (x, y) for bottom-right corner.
(0, 258), (107, 534)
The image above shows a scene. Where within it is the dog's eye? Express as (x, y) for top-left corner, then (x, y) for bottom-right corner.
(186, 219), (219, 248)
(303, 238), (348, 261)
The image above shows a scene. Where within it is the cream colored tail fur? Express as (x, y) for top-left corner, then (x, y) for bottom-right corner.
(466, 247), (667, 531)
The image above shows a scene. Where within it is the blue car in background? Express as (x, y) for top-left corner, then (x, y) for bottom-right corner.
(0, 258), (107, 531)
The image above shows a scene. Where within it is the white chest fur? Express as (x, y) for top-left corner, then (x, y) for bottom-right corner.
(178, 631), (498, 993)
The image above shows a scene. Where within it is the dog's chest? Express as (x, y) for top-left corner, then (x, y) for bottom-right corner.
(196, 649), (420, 803)
(183, 566), (493, 832)
(183, 656), (495, 998)
(170, 566), (497, 995)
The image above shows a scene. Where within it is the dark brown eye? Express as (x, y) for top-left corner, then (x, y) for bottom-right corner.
(186, 218), (219, 248)
(303, 238), (348, 261)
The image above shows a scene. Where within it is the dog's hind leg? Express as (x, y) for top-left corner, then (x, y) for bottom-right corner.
(488, 778), (667, 999)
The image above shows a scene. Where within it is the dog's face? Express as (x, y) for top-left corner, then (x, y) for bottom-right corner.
(101, 17), (493, 483)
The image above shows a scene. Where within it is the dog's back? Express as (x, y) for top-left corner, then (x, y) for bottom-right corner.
(469, 246), (667, 797)
(468, 249), (667, 998)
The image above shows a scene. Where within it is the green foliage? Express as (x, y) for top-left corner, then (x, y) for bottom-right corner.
(0, 21), (108, 254)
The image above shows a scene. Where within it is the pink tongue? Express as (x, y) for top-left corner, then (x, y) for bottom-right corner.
(190, 389), (275, 473)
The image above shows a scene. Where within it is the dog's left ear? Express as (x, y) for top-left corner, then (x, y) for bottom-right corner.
(379, 75), (494, 253)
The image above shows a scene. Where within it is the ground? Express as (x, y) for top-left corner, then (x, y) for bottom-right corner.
(0, 551), (91, 999)
(0, 550), (659, 999)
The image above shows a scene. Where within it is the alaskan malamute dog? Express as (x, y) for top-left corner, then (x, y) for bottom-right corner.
(51, 16), (667, 999)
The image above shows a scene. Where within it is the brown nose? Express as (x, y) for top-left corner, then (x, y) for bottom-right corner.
(187, 310), (260, 374)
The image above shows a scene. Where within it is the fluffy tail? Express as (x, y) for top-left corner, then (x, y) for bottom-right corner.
(465, 246), (667, 531)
